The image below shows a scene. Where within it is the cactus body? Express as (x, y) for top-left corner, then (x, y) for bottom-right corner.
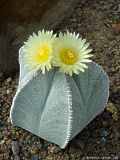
(10, 48), (109, 148)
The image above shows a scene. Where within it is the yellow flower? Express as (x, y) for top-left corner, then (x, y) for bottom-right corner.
(53, 31), (93, 76)
(23, 30), (56, 74)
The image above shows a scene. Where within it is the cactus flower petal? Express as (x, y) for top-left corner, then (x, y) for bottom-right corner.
(21, 30), (56, 74)
(53, 31), (93, 76)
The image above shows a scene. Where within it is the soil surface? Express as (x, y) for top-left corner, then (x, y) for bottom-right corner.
(0, 0), (120, 159)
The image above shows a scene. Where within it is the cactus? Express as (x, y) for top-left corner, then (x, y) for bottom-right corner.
(10, 47), (109, 148)
(10, 30), (109, 148)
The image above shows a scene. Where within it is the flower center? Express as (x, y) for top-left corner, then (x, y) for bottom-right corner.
(33, 43), (52, 64)
(60, 48), (78, 65)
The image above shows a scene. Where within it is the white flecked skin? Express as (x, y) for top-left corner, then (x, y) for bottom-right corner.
(10, 48), (109, 149)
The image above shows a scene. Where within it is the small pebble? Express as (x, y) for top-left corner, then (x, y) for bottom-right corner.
(30, 146), (39, 154)
(14, 155), (20, 160)
(0, 139), (5, 145)
(100, 128), (108, 137)
(6, 77), (12, 83)
(11, 140), (20, 156)
(7, 117), (11, 123)
(101, 137), (107, 144)
(31, 155), (39, 160)
(48, 145), (61, 154)
(6, 89), (10, 94)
